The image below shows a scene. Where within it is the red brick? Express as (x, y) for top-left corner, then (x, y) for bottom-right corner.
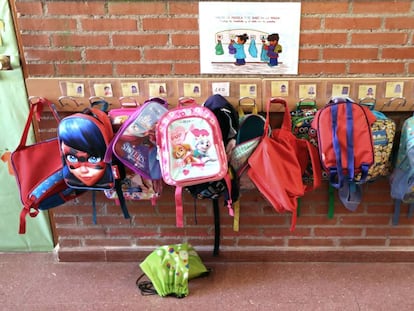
(300, 33), (348, 45)
(47, 1), (104, 15)
(18, 18), (76, 31)
(55, 227), (106, 237)
(302, 2), (349, 14)
(137, 238), (183, 246)
(113, 34), (168, 46)
(314, 227), (363, 237)
(26, 64), (55, 76)
(324, 48), (378, 60)
(81, 19), (137, 31)
(339, 215), (390, 226)
(21, 34), (50, 46)
(349, 62), (405, 74)
(390, 239), (414, 247)
(383, 47), (414, 59)
(52, 34), (110, 47)
(237, 238), (284, 247)
(109, 2), (166, 15)
(142, 18), (198, 31)
(293, 215), (337, 226)
(85, 49), (140, 61)
(325, 18), (381, 30)
(263, 227), (312, 237)
(340, 238), (387, 247)
(300, 17), (322, 30)
(299, 62), (347, 75)
(115, 63), (172, 75)
(353, 1), (411, 14)
(58, 239), (82, 248)
(288, 238), (335, 247)
(169, 2), (198, 15)
(299, 48), (320, 60)
(14, 1), (43, 15)
(174, 62), (200, 75)
(352, 33), (408, 45)
(386, 17), (414, 29)
(171, 34), (200, 46)
(366, 227), (413, 237)
(24, 49), (82, 62)
(84, 239), (132, 247)
(107, 228), (159, 237)
(145, 48), (199, 61)
(52, 216), (77, 225)
(56, 63), (113, 76)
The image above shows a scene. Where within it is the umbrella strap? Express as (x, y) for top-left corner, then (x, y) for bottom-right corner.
(136, 274), (157, 296)
(213, 198), (220, 257)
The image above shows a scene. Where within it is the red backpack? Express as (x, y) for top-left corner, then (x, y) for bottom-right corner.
(248, 98), (322, 230)
(310, 97), (376, 211)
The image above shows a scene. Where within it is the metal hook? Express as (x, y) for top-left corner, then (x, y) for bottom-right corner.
(28, 96), (42, 106)
(359, 97), (376, 110)
(118, 96), (139, 108)
(382, 97), (406, 111)
(58, 96), (81, 108)
(238, 96), (256, 106)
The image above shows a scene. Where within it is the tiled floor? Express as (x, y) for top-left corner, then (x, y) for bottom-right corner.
(2, 251), (414, 311)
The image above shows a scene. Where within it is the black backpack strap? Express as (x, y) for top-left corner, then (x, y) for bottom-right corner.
(114, 179), (130, 220)
(392, 199), (401, 226)
(92, 191), (97, 224)
(212, 198), (220, 256)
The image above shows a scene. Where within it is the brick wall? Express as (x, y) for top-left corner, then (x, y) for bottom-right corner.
(14, 0), (414, 77)
(11, 1), (414, 262)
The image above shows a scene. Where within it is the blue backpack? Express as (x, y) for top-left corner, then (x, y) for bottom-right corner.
(390, 114), (414, 225)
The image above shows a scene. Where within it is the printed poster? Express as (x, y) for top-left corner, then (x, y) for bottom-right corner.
(199, 2), (301, 75)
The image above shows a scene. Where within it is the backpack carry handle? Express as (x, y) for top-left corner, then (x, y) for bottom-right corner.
(265, 97), (291, 134)
(178, 96), (197, 107)
(58, 96), (82, 108)
(89, 96), (109, 111)
(296, 98), (317, 110)
(147, 96), (168, 108)
(238, 97), (257, 117)
(359, 97), (376, 110)
(18, 97), (60, 149)
(119, 96), (139, 108)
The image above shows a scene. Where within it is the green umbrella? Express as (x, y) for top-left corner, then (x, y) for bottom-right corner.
(137, 243), (209, 298)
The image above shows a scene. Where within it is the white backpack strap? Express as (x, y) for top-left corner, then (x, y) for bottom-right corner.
(175, 186), (184, 227)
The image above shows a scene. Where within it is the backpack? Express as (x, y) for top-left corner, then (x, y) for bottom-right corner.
(248, 97), (322, 231)
(58, 107), (114, 190)
(390, 115), (414, 225)
(291, 98), (318, 142)
(108, 96), (139, 132)
(104, 97), (167, 205)
(11, 97), (85, 234)
(356, 97), (396, 183)
(156, 97), (229, 231)
(58, 103), (130, 223)
(310, 97), (376, 211)
(185, 94), (240, 255)
(230, 97), (267, 178)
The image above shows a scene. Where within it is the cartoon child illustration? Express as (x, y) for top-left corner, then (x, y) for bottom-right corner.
(262, 33), (282, 67)
(191, 128), (216, 162)
(229, 33), (249, 66)
(172, 143), (198, 166)
(58, 117), (112, 188)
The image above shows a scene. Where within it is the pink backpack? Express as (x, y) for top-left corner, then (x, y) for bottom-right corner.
(156, 98), (229, 227)
(104, 97), (168, 205)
